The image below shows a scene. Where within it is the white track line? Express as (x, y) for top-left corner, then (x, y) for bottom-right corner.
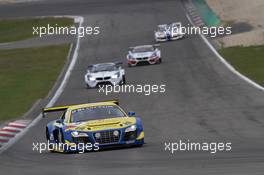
(0, 15), (84, 154)
(186, 13), (264, 92)
(2, 126), (22, 132)
(8, 122), (27, 127)
(0, 136), (10, 140)
(0, 131), (16, 136)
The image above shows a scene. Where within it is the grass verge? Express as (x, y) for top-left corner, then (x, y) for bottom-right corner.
(219, 45), (264, 86)
(0, 17), (73, 43)
(0, 44), (70, 121)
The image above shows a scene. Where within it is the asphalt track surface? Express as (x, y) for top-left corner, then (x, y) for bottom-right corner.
(1, 0), (264, 174)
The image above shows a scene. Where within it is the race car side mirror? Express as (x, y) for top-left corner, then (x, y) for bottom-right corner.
(128, 111), (136, 117)
(115, 61), (123, 68)
(42, 112), (46, 118)
(55, 119), (63, 124)
(87, 65), (93, 71)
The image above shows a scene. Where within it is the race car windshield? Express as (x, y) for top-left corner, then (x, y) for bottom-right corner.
(70, 105), (126, 122)
(91, 64), (117, 73)
(172, 23), (181, 28)
(172, 24), (180, 31)
(158, 26), (167, 32)
(133, 46), (154, 53)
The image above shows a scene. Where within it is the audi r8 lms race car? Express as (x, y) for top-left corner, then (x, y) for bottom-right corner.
(127, 45), (161, 67)
(84, 62), (126, 88)
(154, 22), (184, 42)
(43, 100), (144, 153)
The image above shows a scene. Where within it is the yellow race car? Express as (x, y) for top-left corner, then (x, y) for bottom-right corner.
(43, 100), (144, 152)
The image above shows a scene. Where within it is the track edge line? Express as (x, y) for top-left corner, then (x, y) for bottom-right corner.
(185, 13), (264, 92)
(0, 15), (84, 154)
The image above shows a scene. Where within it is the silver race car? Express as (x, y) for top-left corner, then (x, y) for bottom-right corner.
(127, 45), (161, 67)
(84, 62), (125, 88)
(154, 22), (184, 42)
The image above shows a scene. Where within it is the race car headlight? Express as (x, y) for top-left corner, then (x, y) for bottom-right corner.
(90, 77), (96, 81)
(151, 52), (157, 57)
(71, 131), (88, 137)
(172, 29), (181, 35)
(157, 32), (164, 37)
(94, 132), (101, 138)
(112, 72), (120, 79)
(125, 125), (137, 132)
(87, 75), (96, 81)
(128, 55), (135, 60)
(113, 130), (119, 136)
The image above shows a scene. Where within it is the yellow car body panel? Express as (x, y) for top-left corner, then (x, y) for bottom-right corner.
(65, 117), (136, 132)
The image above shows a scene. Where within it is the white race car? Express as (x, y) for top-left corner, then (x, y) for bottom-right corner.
(127, 45), (161, 67)
(154, 22), (184, 42)
(84, 62), (125, 88)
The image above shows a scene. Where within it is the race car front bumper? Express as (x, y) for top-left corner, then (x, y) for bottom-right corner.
(50, 129), (144, 153)
(128, 56), (161, 66)
(155, 37), (169, 42)
(170, 34), (184, 40)
(85, 76), (123, 88)
(155, 34), (184, 42)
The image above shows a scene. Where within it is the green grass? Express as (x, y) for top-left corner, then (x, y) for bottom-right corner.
(219, 45), (264, 86)
(0, 17), (73, 43)
(0, 44), (70, 121)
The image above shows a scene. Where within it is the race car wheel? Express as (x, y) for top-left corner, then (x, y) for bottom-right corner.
(86, 84), (92, 89)
(56, 129), (65, 143)
(46, 128), (55, 150)
(46, 128), (50, 141)
(158, 58), (162, 64)
(121, 75), (126, 85)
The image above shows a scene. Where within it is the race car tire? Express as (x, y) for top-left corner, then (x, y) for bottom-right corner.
(86, 84), (92, 89)
(128, 63), (132, 67)
(46, 128), (55, 150)
(134, 142), (144, 147)
(121, 75), (126, 85)
(158, 58), (162, 64)
(46, 127), (50, 141)
(56, 129), (65, 143)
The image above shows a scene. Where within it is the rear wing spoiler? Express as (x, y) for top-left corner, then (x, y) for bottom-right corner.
(158, 24), (167, 27)
(103, 99), (119, 105)
(42, 106), (70, 118)
(114, 61), (123, 66)
(129, 44), (160, 50)
(87, 62), (123, 69)
(153, 44), (160, 48)
(171, 22), (181, 26)
(42, 100), (119, 117)
(87, 65), (94, 70)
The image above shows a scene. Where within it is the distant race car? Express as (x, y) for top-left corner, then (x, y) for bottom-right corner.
(154, 22), (184, 42)
(84, 62), (125, 88)
(127, 45), (161, 67)
(43, 100), (145, 153)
